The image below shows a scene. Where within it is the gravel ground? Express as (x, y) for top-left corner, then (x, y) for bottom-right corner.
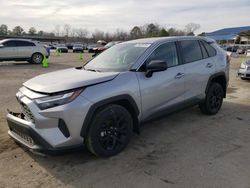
(0, 52), (249, 188)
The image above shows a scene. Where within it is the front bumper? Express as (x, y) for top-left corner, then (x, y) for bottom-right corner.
(7, 112), (53, 152)
(6, 87), (92, 153)
(238, 68), (250, 78)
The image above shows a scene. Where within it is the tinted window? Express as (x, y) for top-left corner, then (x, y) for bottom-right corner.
(180, 40), (202, 63)
(15, 41), (35, 47)
(201, 40), (216, 57)
(146, 42), (179, 68)
(199, 41), (209, 58)
(3, 41), (17, 47)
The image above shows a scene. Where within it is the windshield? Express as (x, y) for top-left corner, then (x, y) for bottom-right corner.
(84, 43), (151, 72)
(74, 44), (83, 47)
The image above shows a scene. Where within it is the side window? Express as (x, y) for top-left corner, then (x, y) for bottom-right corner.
(3, 41), (17, 47)
(199, 41), (209, 58)
(180, 40), (203, 63)
(146, 42), (179, 68)
(201, 40), (216, 57)
(16, 41), (35, 47)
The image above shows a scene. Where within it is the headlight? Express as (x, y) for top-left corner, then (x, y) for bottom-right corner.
(240, 63), (246, 69)
(34, 89), (83, 110)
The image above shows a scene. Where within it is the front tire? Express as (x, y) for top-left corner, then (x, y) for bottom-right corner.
(86, 105), (133, 157)
(31, 53), (43, 64)
(199, 83), (224, 115)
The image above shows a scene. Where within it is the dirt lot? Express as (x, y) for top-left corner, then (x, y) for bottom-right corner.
(0, 52), (249, 188)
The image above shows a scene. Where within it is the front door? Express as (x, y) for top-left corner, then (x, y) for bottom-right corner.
(136, 42), (186, 120)
(0, 40), (18, 59)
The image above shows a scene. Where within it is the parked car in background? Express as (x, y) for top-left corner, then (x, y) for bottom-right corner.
(48, 44), (57, 50)
(237, 47), (247, 55)
(238, 60), (250, 80)
(226, 46), (238, 53)
(73, 44), (84, 53)
(66, 43), (73, 50)
(56, 44), (68, 53)
(93, 41), (121, 55)
(247, 48), (250, 56)
(0, 38), (49, 64)
(6, 36), (229, 157)
(87, 44), (103, 53)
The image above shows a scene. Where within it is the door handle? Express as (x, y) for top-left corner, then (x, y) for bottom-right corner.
(175, 73), (185, 79)
(206, 63), (213, 68)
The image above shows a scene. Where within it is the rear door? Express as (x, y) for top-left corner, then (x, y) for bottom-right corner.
(178, 39), (216, 101)
(15, 41), (35, 58)
(0, 40), (18, 59)
(136, 42), (185, 120)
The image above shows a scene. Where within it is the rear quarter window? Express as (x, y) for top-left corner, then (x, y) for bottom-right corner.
(201, 40), (216, 57)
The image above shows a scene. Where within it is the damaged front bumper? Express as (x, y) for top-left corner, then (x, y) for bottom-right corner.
(6, 110), (54, 152)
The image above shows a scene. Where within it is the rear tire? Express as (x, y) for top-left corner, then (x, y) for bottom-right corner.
(86, 105), (133, 158)
(31, 53), (43, 64)
(199, 83), (224, 115)
(241, 77), (248, 80)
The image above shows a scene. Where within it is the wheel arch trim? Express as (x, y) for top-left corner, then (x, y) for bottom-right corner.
(80, 94), (140, 138)
(206, 72), (228, 97)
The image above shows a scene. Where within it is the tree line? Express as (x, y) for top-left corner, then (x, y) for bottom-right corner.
(0, 23), (201, 42)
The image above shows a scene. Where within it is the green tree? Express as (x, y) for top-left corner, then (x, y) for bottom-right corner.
(28, 27), (37, 35)
(168, 28), (185, 36)
(0, 24), (8, 35)
(37, 30), (44, 36)
(146, 23), (160, 37)
(12, 26), (24, 36)
(130, 26), (143, 39)
(159, 28), (169, 37)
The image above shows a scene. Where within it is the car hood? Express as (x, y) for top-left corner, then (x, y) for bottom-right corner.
(23, 68), (119, 94)
(244, 60), (250, 66)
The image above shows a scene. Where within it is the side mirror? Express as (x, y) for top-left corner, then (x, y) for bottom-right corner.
(145, 60), (168, 78)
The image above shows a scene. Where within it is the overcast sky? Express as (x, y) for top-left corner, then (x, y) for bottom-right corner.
(0, 0), (249, 34)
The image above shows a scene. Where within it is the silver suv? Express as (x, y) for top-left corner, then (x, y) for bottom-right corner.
(0, 39), (49, 64)
(6, 36), (229, 157)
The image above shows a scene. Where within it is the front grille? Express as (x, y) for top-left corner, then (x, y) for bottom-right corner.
(19, 102), (35, 123)
(12, 128), (34, 146)
(246, 74), (250, 77)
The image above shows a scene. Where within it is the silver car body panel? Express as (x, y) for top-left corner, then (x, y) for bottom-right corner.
(23, 68), (120, 93)
(238, 60), (250, 78)
(6, 36), (229, 150)
(0, 39), (49, 60)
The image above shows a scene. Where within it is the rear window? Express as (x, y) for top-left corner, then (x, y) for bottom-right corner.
(180, 40), (203, 63)
(201, 40), (216, 57)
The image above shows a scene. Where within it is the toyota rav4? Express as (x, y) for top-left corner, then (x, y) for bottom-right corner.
(6, 36), (229, 157)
